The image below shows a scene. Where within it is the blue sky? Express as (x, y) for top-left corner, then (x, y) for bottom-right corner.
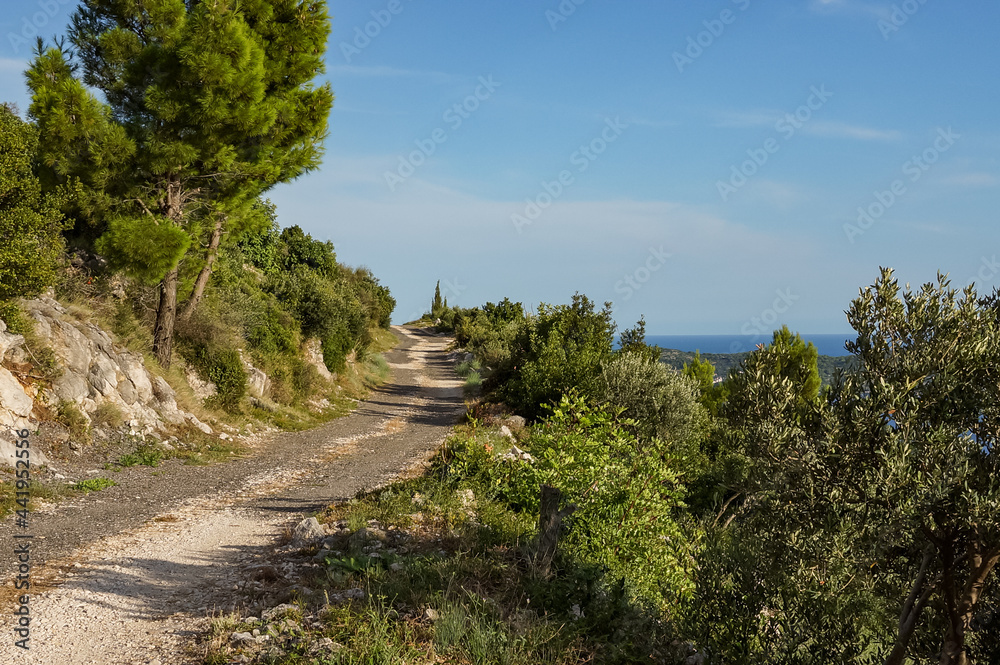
(2, 0), (999, 334)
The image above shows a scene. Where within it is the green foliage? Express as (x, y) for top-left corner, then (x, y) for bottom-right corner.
(57, 401), (90, 444)
(28, 0), (335, 365)
(0, 105), (65, 300)
(203, 348), (248, 410)
(692, 269), (1000, 663)
(279, 225), (336, 275)
(0, 301), (34, 336)
(432, 280), (443, 314)
(527, 395), (691, 603)
(598, 350), (709, 449)
(71, 477), (117, 493)
(495, 294), (616, 420)
(96, 215), (191, 284)
(116, 445), (165, 468)
(682, 351), (728, 417)
(617, 316), (660, 363)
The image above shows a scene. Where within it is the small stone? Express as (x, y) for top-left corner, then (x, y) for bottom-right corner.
(424, 608), (440, 621)
(291, 517), (326, 547)
(230, 631), (255, 645)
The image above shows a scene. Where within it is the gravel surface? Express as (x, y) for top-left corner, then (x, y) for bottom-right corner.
(0, 326), (464, 664)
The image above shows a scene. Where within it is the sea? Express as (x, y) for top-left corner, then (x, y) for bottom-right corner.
(644, 334), (854, 358)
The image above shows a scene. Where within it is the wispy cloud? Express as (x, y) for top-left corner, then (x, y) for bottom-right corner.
(326, 65), (457, 85)
(940, 172), (1000, 188)
(804, 121), (903, 141)
(712, 110), (902, 142)
(711, 109), (780, 128)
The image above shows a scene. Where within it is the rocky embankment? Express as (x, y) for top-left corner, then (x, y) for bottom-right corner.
(0, 297), (216, 467)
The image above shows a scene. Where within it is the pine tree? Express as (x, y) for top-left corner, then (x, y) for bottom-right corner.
(0, 105), (65, 302)
(27, 0), (333, 367)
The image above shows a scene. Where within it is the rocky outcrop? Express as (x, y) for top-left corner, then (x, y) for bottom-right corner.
(0, 297), (213, 467)
(303, 338), (334, 382)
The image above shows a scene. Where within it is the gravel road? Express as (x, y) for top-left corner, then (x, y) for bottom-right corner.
(0, 326), (465, 664)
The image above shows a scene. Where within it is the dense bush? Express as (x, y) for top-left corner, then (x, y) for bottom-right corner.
(494, 294), (616, 420)
(598, 350), (709, 447)
(0, 105), (65, 302)
(452, 394), (692, 607)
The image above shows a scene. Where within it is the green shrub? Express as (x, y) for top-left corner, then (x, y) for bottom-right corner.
(493, 294), (616, 420)
(0, 301), (33, 336)
(205, 348), (247, 410)
(598, 351), (709, 447)
(57, 401), (90, 445)
(0, 106), (65, 301)
(116, 445), (164, 468)
(72, 477), (116, 493)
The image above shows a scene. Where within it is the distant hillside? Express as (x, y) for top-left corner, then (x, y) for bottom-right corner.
(659, 348), (857, 386)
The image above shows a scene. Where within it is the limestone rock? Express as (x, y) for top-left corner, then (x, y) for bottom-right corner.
(456, 488), (476, 509)
(503, 415), (527, 430)
(0, 320), (25, 361)
(291, 517), (326, 547)
(0, 437), (49, 467)
(0, 368), (33, 418)
(186, 367), (216, 400)
(118, 354), (153, 403)
(51, 372), (89, 403)
(304, 338), (334, 381)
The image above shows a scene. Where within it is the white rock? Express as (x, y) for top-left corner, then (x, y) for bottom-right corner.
(51, 371), (89, 403)
(0, 437), (49, 468)
(0, 368), (33, 418)
(54, 320), (92, 374)
(0, 321), (25, 361)
(291, 517), (326, 546)
(499, 425), (515, 440)
(304, 338), (334, 381)
(119, 354), (154, 403)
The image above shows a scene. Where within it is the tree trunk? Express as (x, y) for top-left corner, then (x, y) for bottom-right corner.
(886, 547), (936, 665)
(179, 216), (224, 322)
(533, 485), (575, 579)
(152, 267), (179, 368)
(938, 549), (1000, 665)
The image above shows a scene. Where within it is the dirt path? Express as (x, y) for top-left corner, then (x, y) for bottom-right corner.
(0, 326), (465, 664)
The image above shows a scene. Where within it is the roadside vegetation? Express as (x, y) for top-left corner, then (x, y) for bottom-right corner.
(0, 0), (397, 516)
(212, 271), (1000, 665)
